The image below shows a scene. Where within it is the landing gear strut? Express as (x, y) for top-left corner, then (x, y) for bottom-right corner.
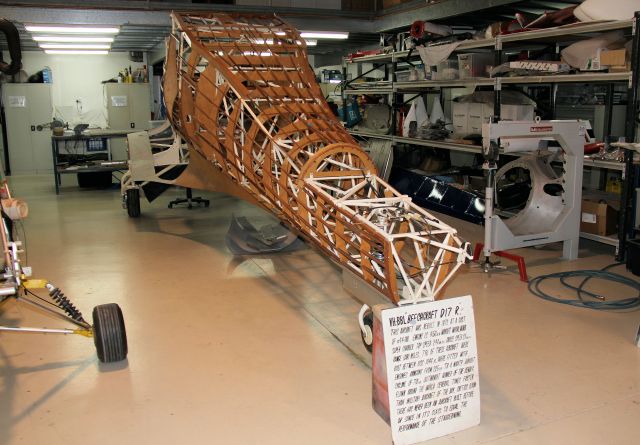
(0, 172), (128, 363)
(0, 279), (128, 363)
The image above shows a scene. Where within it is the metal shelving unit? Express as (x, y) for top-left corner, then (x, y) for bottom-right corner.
(345, 52), (394, 64)
(498, 19), (633, 44)
(579, 232), (620, 247)
(342, 16), (639, 253)
(350, 132), (483, 154)
(344, 72), (631, 94)
(349, 130), (394, 141)
(349, 132), (636, 171)
(395, 78), (494, 90)
(343, 18), (634, 93)
(499, 72), (632, 85)
(392, 137), (481, 154)
(393, 38), (494, 60)
(583, 158), (627, 172)
(343, 88), (394, 95)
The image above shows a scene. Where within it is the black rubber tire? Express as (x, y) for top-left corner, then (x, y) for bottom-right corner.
(92, 303), (128, 363)
(361, 309), (374, 353)
(126, 188), (141, 218)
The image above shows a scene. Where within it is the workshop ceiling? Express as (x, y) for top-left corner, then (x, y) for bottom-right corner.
(2, 23), (171, 52)
(0, 0), (586, 56)
(2, 22), (379, 55)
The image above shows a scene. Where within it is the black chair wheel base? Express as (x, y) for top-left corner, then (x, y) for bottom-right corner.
(168, 188), (209, 209)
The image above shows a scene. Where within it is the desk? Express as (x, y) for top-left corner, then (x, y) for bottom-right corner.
(51, 129), (135, 194)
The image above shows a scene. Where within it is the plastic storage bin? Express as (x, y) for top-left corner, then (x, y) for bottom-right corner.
(457, 53), (493, 79)
(395, 70), (412, 82)
(433, 59), (458, 80)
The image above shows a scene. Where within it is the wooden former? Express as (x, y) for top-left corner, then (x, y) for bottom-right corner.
(163, 12), (471, 303)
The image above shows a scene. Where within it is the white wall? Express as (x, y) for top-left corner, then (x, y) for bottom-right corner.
(10, 51), (147, 128)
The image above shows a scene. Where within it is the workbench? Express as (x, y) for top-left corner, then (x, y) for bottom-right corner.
(51, 129), (134, 194)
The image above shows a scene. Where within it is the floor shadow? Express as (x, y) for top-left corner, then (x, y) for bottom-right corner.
(0, 344), (94, 445)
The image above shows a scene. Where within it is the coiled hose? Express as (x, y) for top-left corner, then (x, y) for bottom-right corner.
(528, 263), (640, 311)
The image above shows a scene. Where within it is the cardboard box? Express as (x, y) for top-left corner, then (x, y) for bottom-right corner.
(600, 49), (626, 67)
(580, 198), (618, 236)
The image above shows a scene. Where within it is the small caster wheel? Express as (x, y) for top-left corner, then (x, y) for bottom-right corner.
(92, 303), (128, 363)
(126, 188), (141, 218)
(359, 305), (373, 353)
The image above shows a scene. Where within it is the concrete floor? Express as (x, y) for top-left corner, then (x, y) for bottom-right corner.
(1, 175), (639, 445)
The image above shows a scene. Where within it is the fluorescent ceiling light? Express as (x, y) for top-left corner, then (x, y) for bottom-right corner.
(243, 51), (272, 57)
(251, 38), (274, 45)
(44, 50), (109, 55)
(39, 43), (111, 49)
(34, 36), (114, 43)
(26, 25), (119, 34)
(300, 31), (348, 40)
(256, 37), (316, 46)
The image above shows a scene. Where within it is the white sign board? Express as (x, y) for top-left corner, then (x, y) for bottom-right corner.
(111, 95), (128, 107)
(381, 295), (480, 445)
(8, 96), (26, 107)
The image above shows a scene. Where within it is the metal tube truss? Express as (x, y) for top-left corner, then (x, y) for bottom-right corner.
(163, 12), (471, 303)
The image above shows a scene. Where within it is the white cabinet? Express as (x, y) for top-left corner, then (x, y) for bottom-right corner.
(106, 83), (151, 160)
(1, 84), (53, 175)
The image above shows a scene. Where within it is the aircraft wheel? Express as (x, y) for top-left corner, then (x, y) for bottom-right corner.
(126, 188), (141, 218)
(93, 303), (128, 363)
(360, 307), (373, 353)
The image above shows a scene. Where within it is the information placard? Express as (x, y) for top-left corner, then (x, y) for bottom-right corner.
(8, 96), (26, 108)
(381, 295), (480, 445)
(111, 95), (128, 107)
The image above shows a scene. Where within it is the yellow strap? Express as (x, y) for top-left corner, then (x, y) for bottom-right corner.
(22, 279), (49, 289)
(73, 329), (93, 338)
